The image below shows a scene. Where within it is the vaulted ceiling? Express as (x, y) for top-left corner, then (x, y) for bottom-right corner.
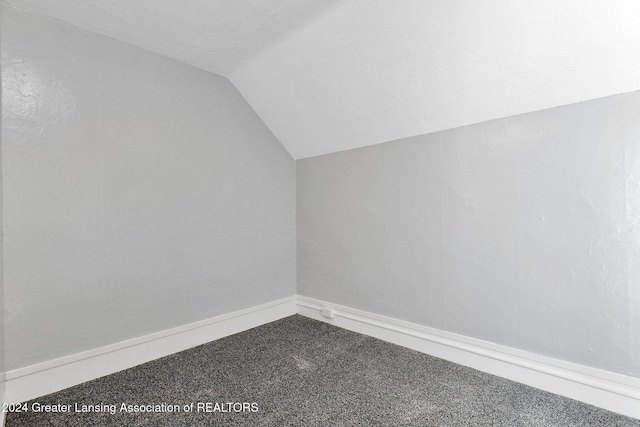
(6, 0), (640, 158)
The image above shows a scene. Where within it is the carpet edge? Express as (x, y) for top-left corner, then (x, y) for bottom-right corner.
(4, 296), (297, 404)
(296, 295), (640, 420)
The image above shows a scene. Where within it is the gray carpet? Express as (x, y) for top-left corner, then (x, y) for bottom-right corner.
(6, 315), (640, 426)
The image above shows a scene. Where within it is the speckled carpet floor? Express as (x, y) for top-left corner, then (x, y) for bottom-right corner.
(6, 315), (640, 426)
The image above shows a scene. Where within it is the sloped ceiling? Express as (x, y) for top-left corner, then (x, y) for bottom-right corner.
(3, 0), (342, 76)
(6, 0), (640, 159)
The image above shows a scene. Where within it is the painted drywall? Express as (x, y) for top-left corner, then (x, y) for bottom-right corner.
(4, 0), (342, 76)
(0, 29), (5, 413)
(297, 91), (640, 377)
(233, 0), (640, 158)
(7, 1), (640, 161)
(1, 4), (295, 371)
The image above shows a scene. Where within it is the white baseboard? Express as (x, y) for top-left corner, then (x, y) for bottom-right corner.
(4, 296), (297, 405)
(297, 295), (640, 420)
(4, 294), (639, 421)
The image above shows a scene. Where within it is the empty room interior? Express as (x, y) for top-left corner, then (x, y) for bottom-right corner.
(1, 0), (640, 425)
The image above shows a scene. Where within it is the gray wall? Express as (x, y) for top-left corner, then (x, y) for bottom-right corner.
(298, 91), (640, 377)
(1, 20), (5, 407)
(1, 5), (295, 371)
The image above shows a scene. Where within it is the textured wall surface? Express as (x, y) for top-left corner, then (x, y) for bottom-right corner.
(0, 35), (5, 410)
(7, 0), (640, 160)
(298, 91), (640, 377)
(1, 5), (295, 371)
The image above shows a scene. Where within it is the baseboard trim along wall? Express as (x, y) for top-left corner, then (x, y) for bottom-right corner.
(4, 295), (639, 420)
(296, 295), (640, 419)
(4, 296), (297, 405)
